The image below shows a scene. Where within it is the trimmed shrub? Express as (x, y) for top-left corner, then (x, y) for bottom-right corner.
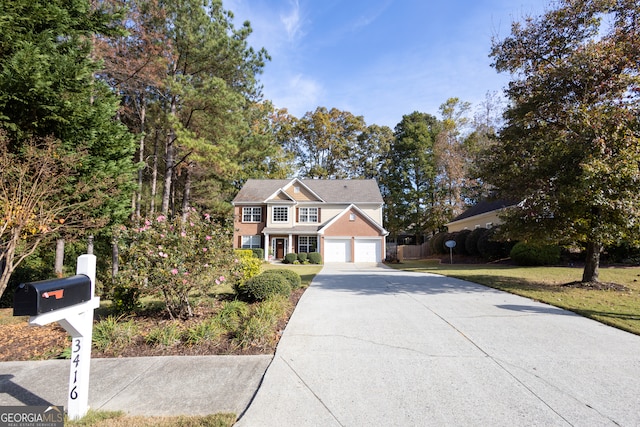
(477, 228), (507, 260)
(430, 232), (448, 255)
(262, 269), (302, 290)
(283, 253), (298, 264)
(238, 273), (291, 302)
(453, 230), (472, 255)
(251, 248), (264, 260)
(234, 249), (261, 282)
(510, 242), (561, 266)
(297, 252), (308, 263)
(307, 252), (322, 264)
(465, 227), (486, 256)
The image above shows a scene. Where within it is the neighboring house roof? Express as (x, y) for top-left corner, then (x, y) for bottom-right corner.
(447, 199), (516, 223)
(232, 179), (384, 204)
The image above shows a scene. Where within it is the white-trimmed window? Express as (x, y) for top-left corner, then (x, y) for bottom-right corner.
(242, 207), (262, 222)
(299, 207), (318, 223)
(241, 235), (261, 249)
(272, 206), (288, 222)
(298, 236), (317, 253)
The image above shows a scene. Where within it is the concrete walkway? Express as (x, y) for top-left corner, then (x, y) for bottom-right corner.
(236, 263), (640, 426)
(0, 355), (270, 417)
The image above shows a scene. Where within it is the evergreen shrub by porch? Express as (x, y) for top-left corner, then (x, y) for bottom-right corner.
(284, 253), (298, 264)
(297, 252), (308, 263)
(307, 252), (322, 264)
(251, 248), (264, 259)
(510, 242), (561, 266)
(238, 273), (290, 302)
(262, 269), (302, 290)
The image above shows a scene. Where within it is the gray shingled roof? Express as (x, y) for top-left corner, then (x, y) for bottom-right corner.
(449, 199), (517, 223)
(233, 179), (383, 204)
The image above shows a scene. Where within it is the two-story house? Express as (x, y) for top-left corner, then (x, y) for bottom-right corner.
(232, 178), (388, 263)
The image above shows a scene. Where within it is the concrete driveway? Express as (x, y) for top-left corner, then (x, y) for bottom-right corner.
(236, 263), (640, 426)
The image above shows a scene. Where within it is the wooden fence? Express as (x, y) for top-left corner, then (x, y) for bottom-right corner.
(387, 243), (432, 260)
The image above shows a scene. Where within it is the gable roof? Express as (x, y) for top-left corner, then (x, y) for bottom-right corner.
(319, 204), (388, 235)
(233, 179), (384, 204)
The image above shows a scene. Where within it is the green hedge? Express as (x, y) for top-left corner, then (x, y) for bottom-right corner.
(453, 230), (471, 255)
(307, 252), (322, 264)
(297, 252), (308, 263)
(510, 242), (561, 266)
(237, 273), (291, 302)
(251, 248), (264, 260)
(283, 253), (298, 264)
(465, 228), (486, 256)
(262, 269), (302, 290)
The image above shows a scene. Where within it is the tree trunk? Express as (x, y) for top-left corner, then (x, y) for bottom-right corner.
(181, 162), (192, 222)
(112, 242), (119, 278)
(135, 96), (146, 219)
(582, 240), (602, 283)
(55, 238), (65, 277)
(150, 130), (159, 216)
(161, 97), (177, 216)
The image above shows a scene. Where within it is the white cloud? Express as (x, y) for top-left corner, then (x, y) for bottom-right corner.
(281, 0), (304, 42)
(264, 73), (323, 117)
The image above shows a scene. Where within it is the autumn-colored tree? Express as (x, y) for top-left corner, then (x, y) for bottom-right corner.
(285, 107), (367, 179)
(435, 98), (472, 219)
(0, 135), (117, 297)
(483, 0), (640, 283)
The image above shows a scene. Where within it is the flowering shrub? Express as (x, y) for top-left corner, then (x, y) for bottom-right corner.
(114, 209), (239, 319)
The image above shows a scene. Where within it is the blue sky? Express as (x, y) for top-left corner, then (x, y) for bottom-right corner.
(225, 0), (548, 129)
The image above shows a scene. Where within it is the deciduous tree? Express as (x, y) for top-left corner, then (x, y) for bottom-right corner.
(483, 0), (640, 283)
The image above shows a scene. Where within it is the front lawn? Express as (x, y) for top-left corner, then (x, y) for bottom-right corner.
(387, 260), (640, 335)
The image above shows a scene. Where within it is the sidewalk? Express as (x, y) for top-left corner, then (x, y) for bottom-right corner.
(0, 355), (271, 417)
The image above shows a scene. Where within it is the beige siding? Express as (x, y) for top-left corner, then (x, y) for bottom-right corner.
(446, 211), (502, 232)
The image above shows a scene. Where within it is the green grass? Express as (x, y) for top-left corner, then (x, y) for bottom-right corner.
(261, 264), (322, 287)
(387, 260), (640, 335)
(66, 410), (236, 426)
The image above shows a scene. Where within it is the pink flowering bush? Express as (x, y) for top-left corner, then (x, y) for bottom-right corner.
(114, 209), (240, 319)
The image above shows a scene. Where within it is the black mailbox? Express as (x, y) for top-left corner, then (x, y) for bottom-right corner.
(13, 275), (92, 316)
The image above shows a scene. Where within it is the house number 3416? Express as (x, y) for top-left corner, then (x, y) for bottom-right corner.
(70, 339), (81, 400)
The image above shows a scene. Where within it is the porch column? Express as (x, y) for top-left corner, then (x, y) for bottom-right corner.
(288, 233), (293, 253)
(264, 233), (270, 261)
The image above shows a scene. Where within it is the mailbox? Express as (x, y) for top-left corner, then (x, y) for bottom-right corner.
(13, 275), (92, 316)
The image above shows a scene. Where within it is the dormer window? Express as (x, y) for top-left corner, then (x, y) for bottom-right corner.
(294, 186), (300, 193)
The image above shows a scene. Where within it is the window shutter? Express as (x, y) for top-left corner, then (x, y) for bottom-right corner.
(296, 208), (299, 222)
(317, 208), (321, 222)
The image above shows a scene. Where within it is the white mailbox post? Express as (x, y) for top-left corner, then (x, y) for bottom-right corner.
(22, 254), (100, 421)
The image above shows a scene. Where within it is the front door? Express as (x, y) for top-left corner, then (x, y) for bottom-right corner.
(275, 239), (285, 259)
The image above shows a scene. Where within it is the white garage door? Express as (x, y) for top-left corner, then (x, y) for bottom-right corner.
(324, 239), (351, 263)
(354, 239), (381, 263)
